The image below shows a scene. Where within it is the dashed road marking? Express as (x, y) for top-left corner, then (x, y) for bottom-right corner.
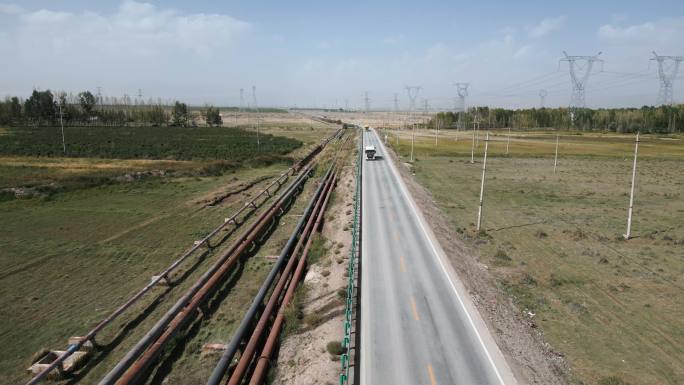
(410, 296), (420, 321)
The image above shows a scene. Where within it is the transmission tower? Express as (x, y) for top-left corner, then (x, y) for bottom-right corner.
(454, 82), (469, 130)
(559, 51), (603, 108)
(405, 86), (421, 162)
(539, 89), (548, 108)
(651, 51), (684, 106)
(239, 88), (245, 111)
(393, 93), (399, 112)
(364, 92), (370, 113)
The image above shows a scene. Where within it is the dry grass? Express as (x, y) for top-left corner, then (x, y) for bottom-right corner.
(389, 130), (684, 385)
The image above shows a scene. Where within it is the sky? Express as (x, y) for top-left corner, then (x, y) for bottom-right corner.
(1, 0), (683, 109)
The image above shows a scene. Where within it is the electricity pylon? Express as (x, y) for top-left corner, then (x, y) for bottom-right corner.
(405, 86), (421, 162)
(539, 89), (548, 108)
(651, 51), (684, 106)
(559, 51), (603, 108)
(364, 91), (370, 113)
(454, 82), (469, 130)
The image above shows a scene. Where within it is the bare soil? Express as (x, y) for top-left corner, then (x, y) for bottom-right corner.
(272, 142), (357, 384)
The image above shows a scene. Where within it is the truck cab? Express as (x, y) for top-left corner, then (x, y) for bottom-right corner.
(365, 145), (377, 160)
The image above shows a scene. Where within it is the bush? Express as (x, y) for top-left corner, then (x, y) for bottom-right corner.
(598, 375), (629, 384)
(326, 341), (344, 356)
(307, 234), (327, 264)
(494, 249), (511, 262)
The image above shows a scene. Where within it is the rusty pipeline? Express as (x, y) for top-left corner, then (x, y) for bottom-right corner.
(97, 165), (313, 385)
(248, 167), (338, 385)
(24, 139), (330, 385)
(206, 166), (336, 385)
(222, 166), (337, 385)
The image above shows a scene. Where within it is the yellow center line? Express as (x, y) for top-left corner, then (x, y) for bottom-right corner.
(427, 364), (437, 385)
(410, 296), (420, 321)
(399, 256), (407, 272)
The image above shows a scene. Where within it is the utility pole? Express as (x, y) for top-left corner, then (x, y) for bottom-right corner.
(553, 134), (559, 174)
(476, 132), (490, 232)
(651, 51), (684, 106)
(470, 129), (475, 164)
(560, 51), (603, 108)
(539, 89), (548, 108)
(237, 88), (244, 126)
(454, 82), (469, 130)
(252, 86), (260, 149)
(624, 132), (640, 240)
(405, 86), (421, 162)
(506, 122), (511, 155)
(57, 96), (66, 155)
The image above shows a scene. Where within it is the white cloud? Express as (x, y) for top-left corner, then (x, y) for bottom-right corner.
(0, 3), (22, 14)
(528, 16), (566, 38)
(382, 34), (404, 45)
(598, 18), (684, 47)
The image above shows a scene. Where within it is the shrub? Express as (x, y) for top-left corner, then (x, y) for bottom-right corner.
(326, 341), (344, 355)
(307, 234), (327, 264)
(494, 249), (511, 262)
(535, 229), (548, 238)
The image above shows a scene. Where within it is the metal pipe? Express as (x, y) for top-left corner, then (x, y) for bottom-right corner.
(224, 167), (336, 385)
(98, 166), (313, 385)
(27, 130), (341, 385)
(25, 167), (293, 385)
(206, 166), (334, 385)
(249, 168), (337, 385)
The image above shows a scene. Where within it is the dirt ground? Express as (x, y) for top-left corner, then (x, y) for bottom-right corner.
(272, 140), (357, 384)
(385, 141), (571, 385)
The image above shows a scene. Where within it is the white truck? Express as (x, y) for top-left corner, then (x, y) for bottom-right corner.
(364, 145), (377, 160)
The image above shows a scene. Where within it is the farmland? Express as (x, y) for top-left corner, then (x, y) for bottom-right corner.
(0, 118), (339, 384)
(387, 128), (684, 385)
(0, 125), (300, 160)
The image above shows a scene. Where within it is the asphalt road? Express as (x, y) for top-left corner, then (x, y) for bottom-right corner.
(359, 128), (518, 385)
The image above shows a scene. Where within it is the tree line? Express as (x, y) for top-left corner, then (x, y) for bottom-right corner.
(0, 90), (223, 127)
(428, 105), (683, 133)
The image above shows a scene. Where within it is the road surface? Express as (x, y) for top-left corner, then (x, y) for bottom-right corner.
(360, 128), (518, 385)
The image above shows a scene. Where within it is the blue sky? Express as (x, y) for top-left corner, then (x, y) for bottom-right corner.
(1, 0), (683, 108)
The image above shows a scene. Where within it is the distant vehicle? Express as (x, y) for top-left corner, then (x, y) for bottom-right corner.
(364, 125), (370, 131)
(365, 145), (377, 160)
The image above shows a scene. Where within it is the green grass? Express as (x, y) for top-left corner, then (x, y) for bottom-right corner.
(389, 130), (684, 385)
(0, 125), (301, 160)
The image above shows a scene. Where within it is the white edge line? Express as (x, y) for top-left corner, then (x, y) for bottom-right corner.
(372, 128), (510, 385)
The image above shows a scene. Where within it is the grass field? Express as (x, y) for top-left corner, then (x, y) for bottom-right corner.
(388, 128), (684, 385)
(0, 118), (339, 384)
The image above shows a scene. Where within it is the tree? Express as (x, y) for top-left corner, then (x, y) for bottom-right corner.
(171, 101), (188, 127)
(204, 106), (222, 127)
(79, 91), (97, 115)
(24, 90), (56, 125)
